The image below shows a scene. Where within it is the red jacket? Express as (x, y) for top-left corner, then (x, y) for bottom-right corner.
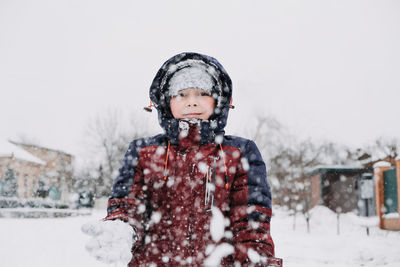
(106, 53), (280, 266)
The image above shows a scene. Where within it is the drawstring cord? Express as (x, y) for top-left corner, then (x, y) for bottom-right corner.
(229, 97), (235, 109)
(144, 100), (154, 112)
(163, 141), (170, 181)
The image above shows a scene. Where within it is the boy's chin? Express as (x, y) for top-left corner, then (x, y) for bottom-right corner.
(179, 115), (208, 120)
(178, 118), (204, 123)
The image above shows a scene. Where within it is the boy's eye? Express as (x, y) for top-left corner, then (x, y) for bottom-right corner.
(178, 92), (186, 97)
(200, 92), (210, 96)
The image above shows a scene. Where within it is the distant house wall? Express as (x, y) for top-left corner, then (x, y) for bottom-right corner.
(0, 156), (43, 198)
(310, 173), (321, 207)
(1, 142), (74, 200)
(0, 157), (12, 177)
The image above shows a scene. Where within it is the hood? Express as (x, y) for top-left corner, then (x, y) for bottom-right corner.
(149, 52), (232, 145)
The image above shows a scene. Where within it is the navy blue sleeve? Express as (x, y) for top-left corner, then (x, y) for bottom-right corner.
(229, 139), (275, 264)
(105, 140), (147, 238)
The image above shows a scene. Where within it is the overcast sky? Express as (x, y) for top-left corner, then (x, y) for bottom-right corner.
(1, 0), (399, 159)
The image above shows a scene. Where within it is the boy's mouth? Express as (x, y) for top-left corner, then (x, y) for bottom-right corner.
(183, 113), (202, 118)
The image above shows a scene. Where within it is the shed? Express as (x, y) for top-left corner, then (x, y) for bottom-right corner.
(309, 166), (372, 213)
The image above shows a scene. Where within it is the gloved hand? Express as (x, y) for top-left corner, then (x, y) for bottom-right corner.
(81, 219), (136, 265)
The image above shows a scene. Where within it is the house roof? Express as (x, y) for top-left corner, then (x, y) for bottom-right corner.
(10, 141), (73, 157)
(309, 165), (370, 176)
(0, 140), (46, 165)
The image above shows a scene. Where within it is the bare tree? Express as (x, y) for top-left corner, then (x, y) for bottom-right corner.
(374, 137), (399, 158)
(84, 109), (123, 186)
(248, 115), (293, 160)
(81, 108), (154, 197)
(346, 136), (400, 167)
(367, 137), (400, 166)
(244, 114), (357, 232)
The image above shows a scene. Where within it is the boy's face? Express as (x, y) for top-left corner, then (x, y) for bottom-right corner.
(170, 88), (215, 120)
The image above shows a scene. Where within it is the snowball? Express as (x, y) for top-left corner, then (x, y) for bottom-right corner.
(205, 244), (216, 256)
(137, 204), (146, 214)
(198, 162), (208, 173)
(150, 211), (162, 224)
(248, 248), (261, 263)
(156, 147), (165, 155)
(210, 207), (225, 242)
(204, 243), (234, 267)
(167, 178), (175, 187)
(81, 220), (134, 265)
(241, 158), (250, 171)
(215, 135), (223, 144)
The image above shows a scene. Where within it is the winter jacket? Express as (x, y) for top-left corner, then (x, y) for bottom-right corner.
(106, 53), (279, 266)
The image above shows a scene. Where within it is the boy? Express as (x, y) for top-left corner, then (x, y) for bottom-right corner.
(84, 52), (282, 266)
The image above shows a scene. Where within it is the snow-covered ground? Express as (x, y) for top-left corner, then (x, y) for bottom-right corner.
(0, 206), (399, 267)
(273, 206), (400, 267)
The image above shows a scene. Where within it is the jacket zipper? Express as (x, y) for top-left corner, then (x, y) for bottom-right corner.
(186, 151), (195, 264)
(205, 155), (218, 213)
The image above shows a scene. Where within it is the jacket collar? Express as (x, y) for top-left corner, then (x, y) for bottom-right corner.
(163, 118), (225, 146)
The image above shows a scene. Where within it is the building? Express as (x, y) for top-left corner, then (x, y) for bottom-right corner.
(0, 140), (73, 201)
(308, 166), (373, 213)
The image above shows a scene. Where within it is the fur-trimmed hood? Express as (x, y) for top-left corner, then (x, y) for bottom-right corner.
(149, 52), (232, 145)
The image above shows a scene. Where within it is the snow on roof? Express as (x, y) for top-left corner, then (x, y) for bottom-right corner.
(309, 164), (367, 176)
(0, 140), (46, 165)
(317, 164), (364, 169)
(312, 164), (365, 170)
(372, 161), (391, 168)
(11, 141), (73, 156)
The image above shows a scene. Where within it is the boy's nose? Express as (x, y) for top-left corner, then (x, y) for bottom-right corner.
(186, 96), (198, 107)
(187, 102), (198, 107)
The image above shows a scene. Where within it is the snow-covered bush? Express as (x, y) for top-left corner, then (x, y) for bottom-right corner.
(0, 197), (69, 209)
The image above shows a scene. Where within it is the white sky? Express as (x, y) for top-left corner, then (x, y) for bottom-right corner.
(1, 0), (399, 158)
